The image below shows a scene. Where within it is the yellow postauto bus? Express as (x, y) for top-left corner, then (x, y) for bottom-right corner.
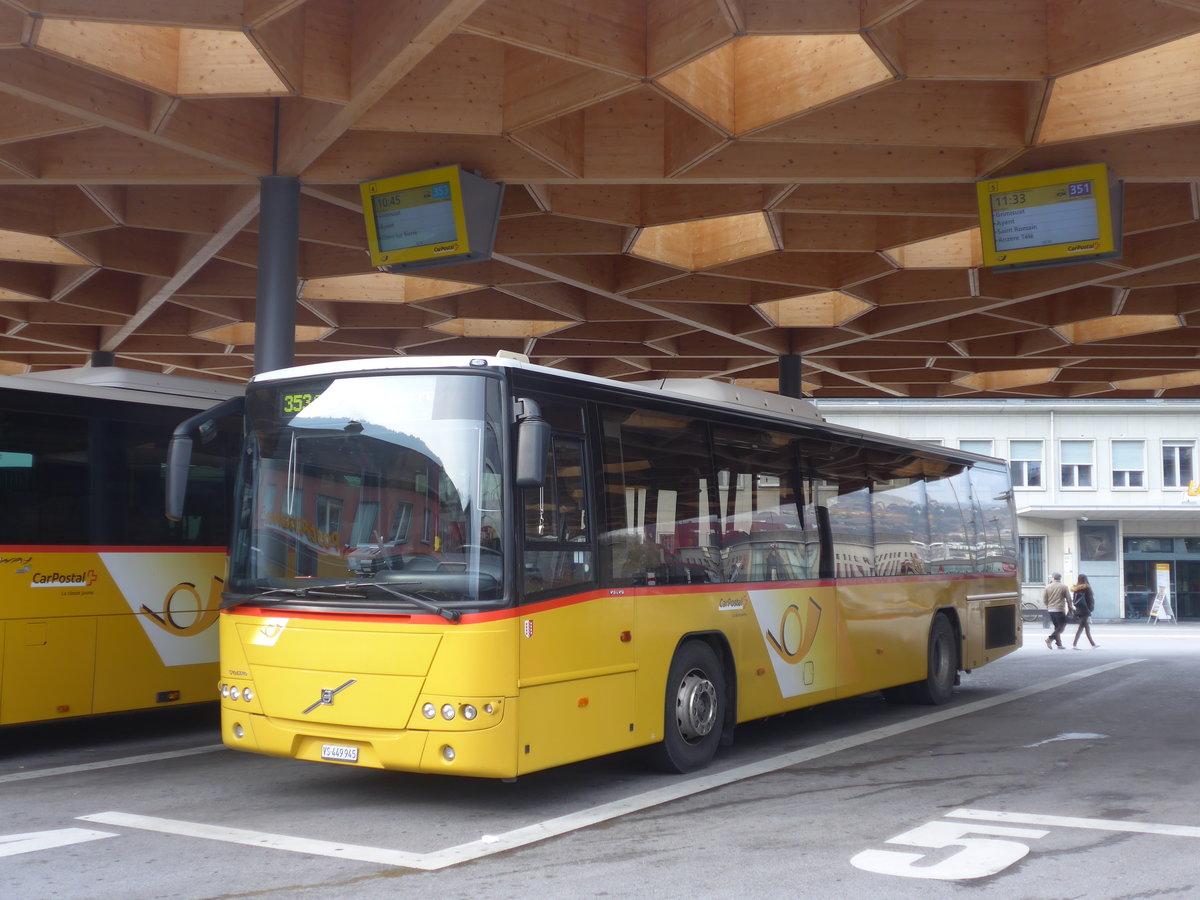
(170, 356), (1020, 778)
(1, 367), (240, 725)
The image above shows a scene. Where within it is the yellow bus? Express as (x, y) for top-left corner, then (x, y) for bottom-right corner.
(173, 356), (1020, 778)
(1, 367), (240, 725)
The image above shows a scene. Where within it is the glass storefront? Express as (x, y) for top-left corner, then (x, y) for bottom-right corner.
(1122, 537), (1200, 619)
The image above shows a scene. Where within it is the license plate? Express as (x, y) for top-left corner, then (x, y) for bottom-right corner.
(320, 743), (359, 763)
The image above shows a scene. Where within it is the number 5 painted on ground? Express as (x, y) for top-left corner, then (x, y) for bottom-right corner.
(851, 820), (1049, 880)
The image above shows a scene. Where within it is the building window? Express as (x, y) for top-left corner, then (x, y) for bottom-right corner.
(1019, 536), (1045, 584)
(1009, 440), (1043, 488)
(960, 439), (993, 456)
(1162, 441), (1195, 489)
(1111, 440), (1145, 488)
(1060, 440), (1094, 489)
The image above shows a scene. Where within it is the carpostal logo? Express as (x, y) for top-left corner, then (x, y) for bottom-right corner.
(718, 596), (745, 611)
(31, 569), (97, 588)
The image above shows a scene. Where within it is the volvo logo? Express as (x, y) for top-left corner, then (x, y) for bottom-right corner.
(302, 679), (357, 715)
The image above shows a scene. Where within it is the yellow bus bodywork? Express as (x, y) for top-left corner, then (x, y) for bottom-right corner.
(0, 548), (225, 725)
(220, 575), (1019, 778)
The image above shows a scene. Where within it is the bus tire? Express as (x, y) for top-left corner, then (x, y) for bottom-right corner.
(650, 640), (726, 773)
(909, 614), (957, 705)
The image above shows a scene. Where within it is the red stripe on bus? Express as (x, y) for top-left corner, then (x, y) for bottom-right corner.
(0, 545), (227, 553)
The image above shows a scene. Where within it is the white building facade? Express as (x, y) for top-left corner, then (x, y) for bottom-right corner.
(815, 399), (1200, 621)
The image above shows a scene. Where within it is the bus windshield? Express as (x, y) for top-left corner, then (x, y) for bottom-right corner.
(227, 372), (506, 611)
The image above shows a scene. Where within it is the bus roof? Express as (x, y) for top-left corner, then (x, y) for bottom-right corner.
(1, 366), (242, 408)
(248, 355), (1003, 470)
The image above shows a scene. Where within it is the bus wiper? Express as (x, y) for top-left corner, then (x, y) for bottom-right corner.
(255, 583), (370, 600)
(364, 582), (462, 623)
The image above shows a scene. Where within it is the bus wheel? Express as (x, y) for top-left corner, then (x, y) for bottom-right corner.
(909, 615), (956, 705)
(651, 641), (725, 773)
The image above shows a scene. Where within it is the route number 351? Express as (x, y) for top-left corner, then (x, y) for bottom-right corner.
(851, 820), (1049, 881)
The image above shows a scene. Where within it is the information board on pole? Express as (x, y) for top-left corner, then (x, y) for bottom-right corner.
(975, 163), (1122, 272)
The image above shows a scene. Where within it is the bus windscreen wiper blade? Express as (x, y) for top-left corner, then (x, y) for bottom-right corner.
(363, 582), (461, 622)
(256, 583), (369, 600)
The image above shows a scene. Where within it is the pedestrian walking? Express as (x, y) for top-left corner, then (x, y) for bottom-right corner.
(1043, 572), (1070, 649)
(1071, 573), (1099, 648)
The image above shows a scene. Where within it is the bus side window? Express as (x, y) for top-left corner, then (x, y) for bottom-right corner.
(599, 407), (715, 588)
(711, 426), (812, 583)
(521, 435), (593, 599)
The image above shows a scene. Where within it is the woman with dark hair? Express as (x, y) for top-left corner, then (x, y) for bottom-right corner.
(1071, 574), (1099, 648)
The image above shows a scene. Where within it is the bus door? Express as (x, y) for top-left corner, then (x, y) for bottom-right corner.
(515, 401), (635, 772)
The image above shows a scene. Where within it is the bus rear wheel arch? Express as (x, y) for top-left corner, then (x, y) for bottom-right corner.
(882, 612), (959, 705)
(650, 638), (731, 773)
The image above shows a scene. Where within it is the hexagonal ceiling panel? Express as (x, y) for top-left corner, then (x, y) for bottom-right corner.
(1, 0), (1200, 398)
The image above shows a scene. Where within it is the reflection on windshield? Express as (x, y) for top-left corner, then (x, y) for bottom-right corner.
(229, 373), (505, 610)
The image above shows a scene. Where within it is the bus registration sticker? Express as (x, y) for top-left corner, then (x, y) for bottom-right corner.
(320, 744), (359, 763)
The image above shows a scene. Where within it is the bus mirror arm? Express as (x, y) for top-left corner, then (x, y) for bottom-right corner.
(514, 397), (549, 488)
(165, 395), (245, 522)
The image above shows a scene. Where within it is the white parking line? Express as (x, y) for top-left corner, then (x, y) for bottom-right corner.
(78, 658), (1142, 871)
(948, 808), (1200, 838)
(0, 745), (224, 785)
(77, 812), (426, 868)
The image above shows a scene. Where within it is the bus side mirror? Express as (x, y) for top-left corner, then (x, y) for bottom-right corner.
(165, 433), (193, 522)
(165, 395), (244, 522)
(515, 398), (549, 488)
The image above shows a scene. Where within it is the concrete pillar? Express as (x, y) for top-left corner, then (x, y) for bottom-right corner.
(254, 175), (300, 375)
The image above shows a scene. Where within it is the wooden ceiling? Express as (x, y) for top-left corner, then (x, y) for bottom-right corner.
(2, 0), (1200, 398)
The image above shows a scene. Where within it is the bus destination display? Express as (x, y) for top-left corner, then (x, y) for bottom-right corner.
(976, 163), (1121, 271)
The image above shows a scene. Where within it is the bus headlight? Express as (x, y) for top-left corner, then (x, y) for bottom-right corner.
(422, 703), (437, 719)
(229, 686), (240, 701)
(461, 704), (477, 720)
(243, 688), (254, 702)
(441, 704), (456, 720)
(220, 684), (230, 698)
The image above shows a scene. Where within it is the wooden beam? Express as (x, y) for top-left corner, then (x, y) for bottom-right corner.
(99, 186), (257, 350)
(12, 1), (242, 28)
(647, 0), (736, 77)
(899, 0), (1048, 79)
(755, 80), (1027, 148)
(504, 44), (636, 131)
(1040, 32), (1200, 144)
(276, 0), (486, 175)
(1047, 0), (1200, 76)
(356, 35), (504, 135)
(460, 0), (645, 77)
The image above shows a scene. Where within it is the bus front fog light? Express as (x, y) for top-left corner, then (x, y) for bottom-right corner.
(441, 704), (456, 720)
(422, 703), (436, 719)
(442, 745), (455, 762)
(243, 688), (254, 702)
(233, 723), (245, 739)
(220, 684), (229, 698)
(483, 703), (495, 715)
(229, 686), (241, 701)
(461, 704), (477, 720)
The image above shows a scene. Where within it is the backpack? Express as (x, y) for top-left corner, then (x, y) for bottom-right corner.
(1074, 588), (1092, 616)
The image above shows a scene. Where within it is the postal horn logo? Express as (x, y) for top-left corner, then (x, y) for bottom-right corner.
(141, 576), (223, 637)
(765, 597), (823, 663)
